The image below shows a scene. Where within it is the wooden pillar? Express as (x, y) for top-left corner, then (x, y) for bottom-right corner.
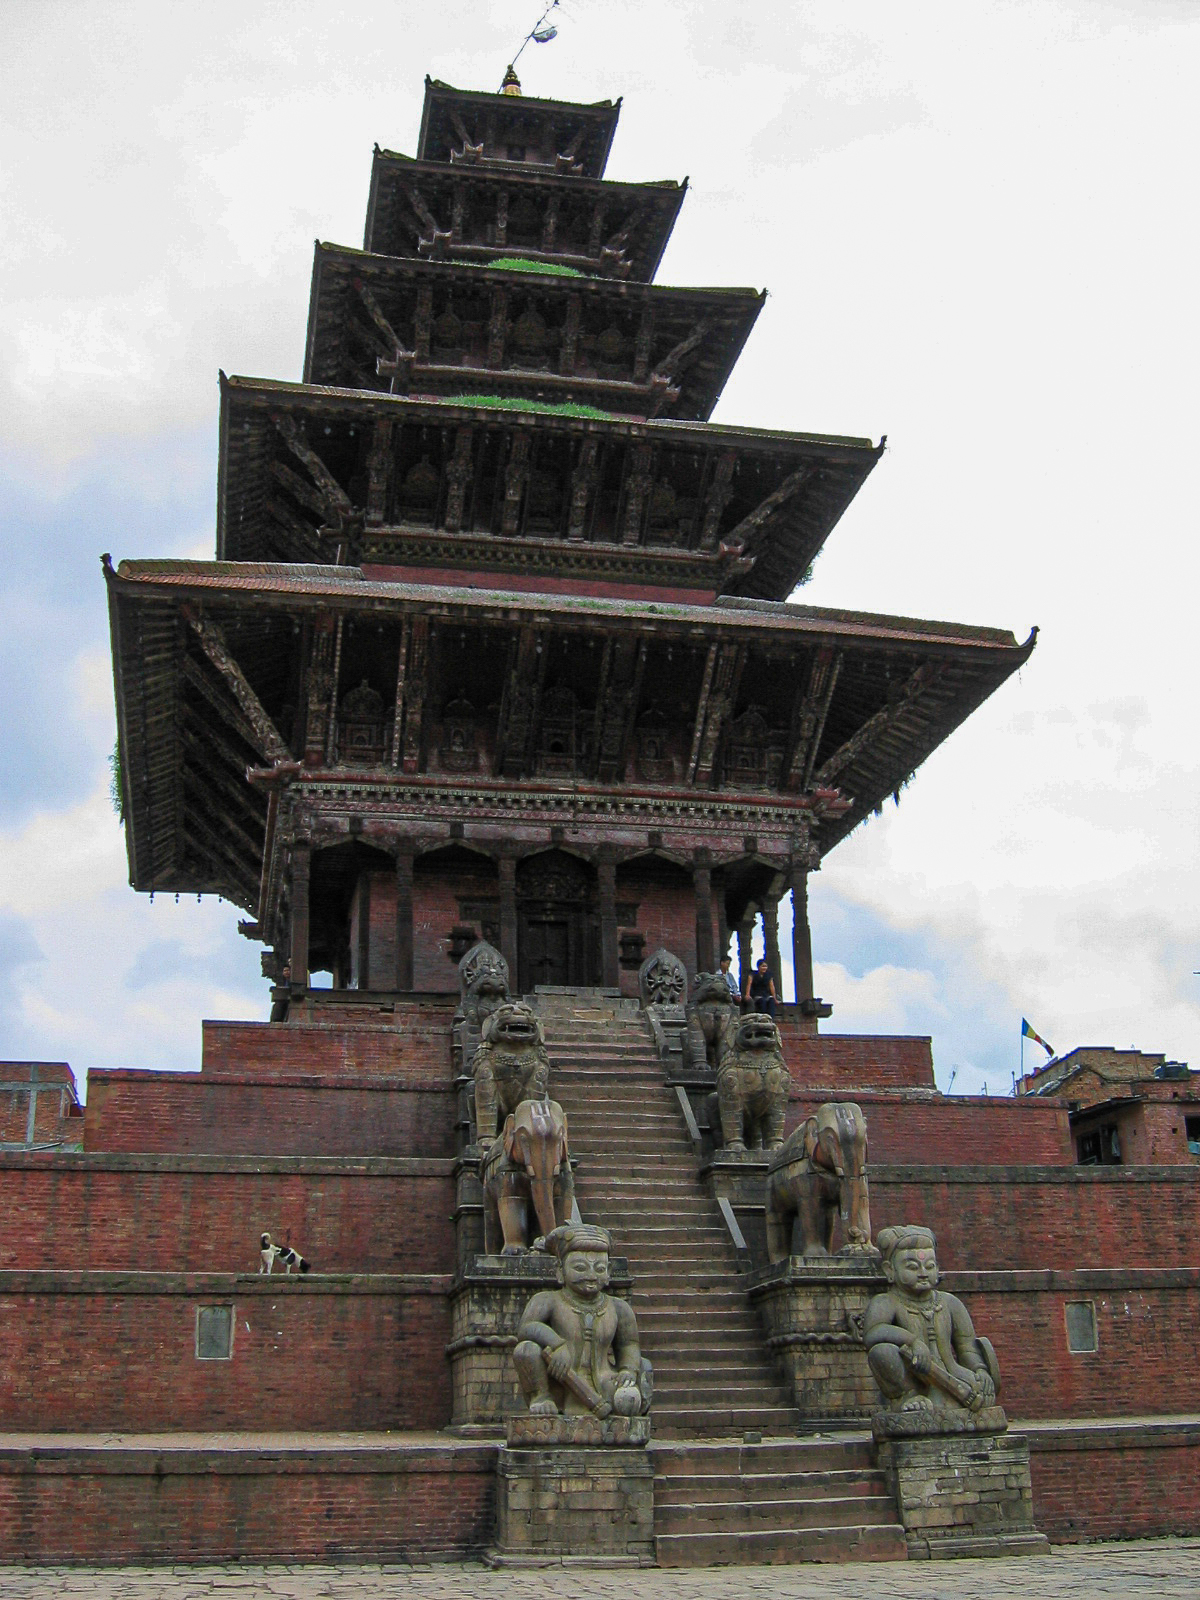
(763, 897), (782, 1000)
(598, 858), (619, 989)
(394, 850), (414, 992)
(791, 866), (814, 1005)
(356, 873), (372, 991)
(499, 854), (519, 988)
(694, 859), (715, 974)
(289, 843), (311, 991)
(736, 917), (755, 999)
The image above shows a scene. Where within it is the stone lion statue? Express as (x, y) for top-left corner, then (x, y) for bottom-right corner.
(685, 970), (737, 1074)
(454, 940), (511, 1081)
(472, 1000), (551, 1145)
(710, 1012), (790, 1152)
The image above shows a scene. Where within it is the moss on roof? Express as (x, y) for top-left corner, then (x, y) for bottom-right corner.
(437, 394), (616, 419)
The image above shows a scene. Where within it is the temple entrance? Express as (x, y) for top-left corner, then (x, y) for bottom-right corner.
(516, 850), (598, 991)
(519, 915), (571, 988)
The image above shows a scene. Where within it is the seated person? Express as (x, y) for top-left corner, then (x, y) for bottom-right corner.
(745, 957), (777, 1018)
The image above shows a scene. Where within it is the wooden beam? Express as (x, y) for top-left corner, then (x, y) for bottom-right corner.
(501, 429), (531, 535)
(494, 628), (543, 779)
(689, 643), (744, 787)
(722, 463), (814, 555)
(651, 319), (709, 382)
(444, 425), (474, 531)
(354, 280), (404, 354)
(698, 450), (737, 550)
(400, 616), (429, 774)
(559, 292), (582, 375)
(324, 615), (344, 765)
(272, 414), (354, 521)
(187, 615), (289, 765)
(302, 616), (336, 766)
(781, 647), (842, 793)
(487, 285), (510, 368)
(567, 436), (599, 540)
(269, 459), (331, 523)
(181, 655), (272, 762)
(814, 661), (944, 787)
(620, 443), (654, 545)
(365, 418), (393, 526)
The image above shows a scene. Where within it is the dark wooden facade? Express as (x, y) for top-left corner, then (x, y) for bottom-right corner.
(109, 75), (1034, 1002)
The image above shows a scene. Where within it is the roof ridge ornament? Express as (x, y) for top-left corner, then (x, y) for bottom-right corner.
(502, 0), (562, 92)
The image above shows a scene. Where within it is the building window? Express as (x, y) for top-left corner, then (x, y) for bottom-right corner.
(1186, 1115), (1200, 1157)
(1076, 1123), (1121, 1165)
(1064, 1300), (1098, 1355)
(196, 1304), (234, 1360)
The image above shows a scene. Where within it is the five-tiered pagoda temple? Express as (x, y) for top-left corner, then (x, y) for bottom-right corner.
(106, 73), (1033, 1007)
(2, 72), (1195, 1571)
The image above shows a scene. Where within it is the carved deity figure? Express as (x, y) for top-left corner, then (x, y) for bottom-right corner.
(457, 940), (510, 1036)
(686, 970), (737, 1073)
(638, 947), (686, 1010)
(864, 1226), (1001, 1416)
(713, 1012), (790, 1151)
(513, 1224), (653, 1419)
(472, 1000), (551, 1144)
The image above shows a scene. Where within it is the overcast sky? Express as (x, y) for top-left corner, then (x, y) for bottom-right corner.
(2, 0), (1197, 1097)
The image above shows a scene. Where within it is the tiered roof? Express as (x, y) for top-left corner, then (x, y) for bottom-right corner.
(108, 74), (1034, 925)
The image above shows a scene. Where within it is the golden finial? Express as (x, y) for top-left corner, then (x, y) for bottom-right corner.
(501, 64), (522, 96)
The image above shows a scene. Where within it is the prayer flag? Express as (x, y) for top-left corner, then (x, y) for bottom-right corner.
(1021, 1017), (1055, 1057)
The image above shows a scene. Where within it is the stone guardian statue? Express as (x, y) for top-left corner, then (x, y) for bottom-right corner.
(513, 1224), (652, 1420)
(864, 1225), (1001, 1417)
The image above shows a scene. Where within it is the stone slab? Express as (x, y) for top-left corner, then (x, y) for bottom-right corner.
(506, 1414), (651, 1448)
(875, 1426), (1046, 1560)
(873, 1404), (1009, 1440)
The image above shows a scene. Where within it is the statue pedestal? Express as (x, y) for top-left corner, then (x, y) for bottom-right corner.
(490, 1416), (654, 1566)
(748, 1256), (884, 1423)
(872, 1409), (1048, 1559)
(447, 1254), (632, 1430)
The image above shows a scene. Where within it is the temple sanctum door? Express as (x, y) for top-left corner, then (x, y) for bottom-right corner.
(515, 851), (598, 992)
(519, 915), (572, 989)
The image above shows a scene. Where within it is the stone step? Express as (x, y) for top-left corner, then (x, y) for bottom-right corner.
(654, 1522), (908, 1567)
(655, 1492), (898, 1534)
(652, 1436), (874, 1468)
(655, 1469), (887, 1506)
(651, 1406), (801, 1435)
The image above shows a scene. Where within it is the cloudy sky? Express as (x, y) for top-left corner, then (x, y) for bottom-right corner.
(2, 0), (1197, 1097)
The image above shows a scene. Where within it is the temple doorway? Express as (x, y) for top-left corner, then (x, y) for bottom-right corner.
(516, 850), (598, 991)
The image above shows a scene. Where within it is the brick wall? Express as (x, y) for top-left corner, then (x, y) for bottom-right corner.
(0, 1062), (83, 1148)
(871, 1165), (1200, 1271)
(779, 1031), (935, 1092)
(201, 1016), (455, 1082)
(942, 1268), (1200, 1420)
(84, 1074), (455, 1157)
(0, 1271), (452, 1432)
(0, 1438), (497, 1562)
(1135, 1099), (1200, 1165)
(1027, 1418), (1200, 1542)
(786, 1092), (1074, 1166)
(0, 1154), (455, 1274)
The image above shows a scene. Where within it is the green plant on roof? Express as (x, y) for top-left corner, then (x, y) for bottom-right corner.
(439, 394), (616, 420)
(479, 256), (586, 277)
(109, 739), (124, 821)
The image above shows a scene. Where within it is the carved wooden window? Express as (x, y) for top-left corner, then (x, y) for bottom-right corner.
(337, 680), (388, 765)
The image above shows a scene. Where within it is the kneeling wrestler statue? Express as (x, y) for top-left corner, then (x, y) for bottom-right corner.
(864, 1224), (1000, 1416)
(513, 1224), (652, 1419)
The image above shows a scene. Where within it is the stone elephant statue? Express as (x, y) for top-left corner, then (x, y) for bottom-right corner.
(710, 1013), (790, 1152)
(481, 1097), (575, 1255)
(765, 1100), (876, 1263)
(685, 971), (737, 1073)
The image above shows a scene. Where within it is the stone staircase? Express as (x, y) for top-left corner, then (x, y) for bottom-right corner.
(651, 1436), (906, 1565)
(531, 987), (907, 1566)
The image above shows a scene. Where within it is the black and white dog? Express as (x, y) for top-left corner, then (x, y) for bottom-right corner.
(259, 1232), (311, 1274)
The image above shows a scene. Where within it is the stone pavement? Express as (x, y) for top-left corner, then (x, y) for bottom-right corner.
(2, 1540), (1199, 1600)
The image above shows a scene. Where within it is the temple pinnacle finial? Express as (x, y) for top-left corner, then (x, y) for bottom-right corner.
(501, 64), (522, 96)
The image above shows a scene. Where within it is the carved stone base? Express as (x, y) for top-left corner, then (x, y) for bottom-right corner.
(749, 1256), (884, 1423)
(873, 1418), (1048, 1559)
(491, 1444), (656, 1564)
(507, 1415), (651, 1448)
(447, 1254), (632, 1429)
